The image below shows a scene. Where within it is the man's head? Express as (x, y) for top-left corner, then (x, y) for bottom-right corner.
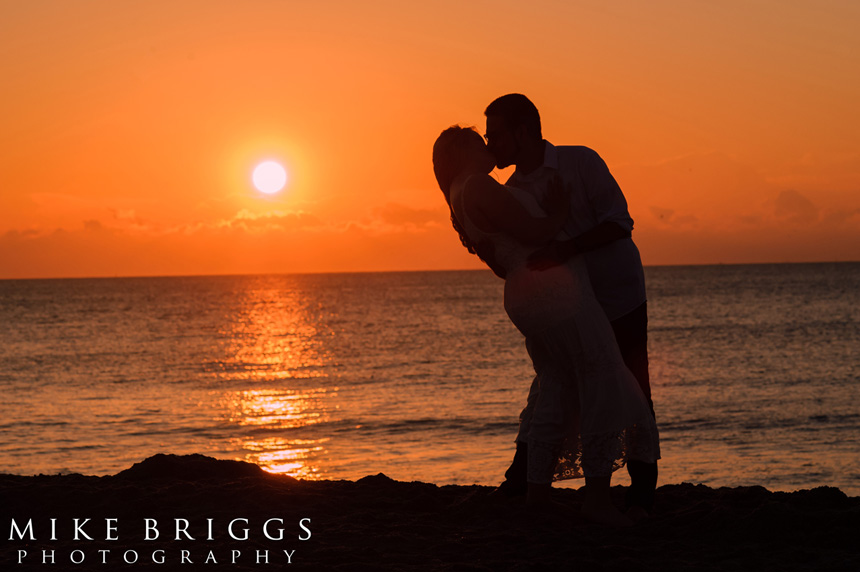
(484, 93), (543, 169)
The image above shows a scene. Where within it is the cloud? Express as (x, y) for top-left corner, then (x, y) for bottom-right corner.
(0, 207), (480, 279)
(217, 210), (324, 232)
(606, 151), (860, 264)
(2, 179), (856, 278)
(767, 151), (860, 192)
(109, 208), (150, 230)
(618, 152), (860, 236)
(83, 219), (106, 232)
(649, 206), (674, 222)
(618, 152), (775, 231)
(773, 190), (819, 223)
(372, 203), (447, 228)
(648, 206), (699, 227)
(821, 207), (860, 225)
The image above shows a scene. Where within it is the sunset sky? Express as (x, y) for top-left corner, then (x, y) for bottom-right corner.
(2, 0), (858, 279)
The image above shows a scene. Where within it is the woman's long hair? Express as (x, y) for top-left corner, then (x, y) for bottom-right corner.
(432, 126), (483, 256)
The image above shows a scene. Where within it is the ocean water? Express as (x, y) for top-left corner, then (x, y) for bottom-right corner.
(0, 263), (858, 495)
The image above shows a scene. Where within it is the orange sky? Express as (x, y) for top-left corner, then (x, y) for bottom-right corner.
(1, 1), (858, 279)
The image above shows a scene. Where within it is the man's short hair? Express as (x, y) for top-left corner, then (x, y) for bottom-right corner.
(484, 93), (542, 140)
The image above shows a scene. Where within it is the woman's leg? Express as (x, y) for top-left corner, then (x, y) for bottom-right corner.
(522, 335), (578, 507)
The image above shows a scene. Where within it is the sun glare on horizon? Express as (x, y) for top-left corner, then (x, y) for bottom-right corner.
(253, 161), (288, 194)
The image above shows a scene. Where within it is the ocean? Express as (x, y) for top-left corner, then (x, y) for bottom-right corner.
(1, 263), (858, 495)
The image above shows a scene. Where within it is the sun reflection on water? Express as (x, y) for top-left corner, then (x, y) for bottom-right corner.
(229, 388), (326, 427)
(220, 387), (337, 479)
(213, 278), (338, 479)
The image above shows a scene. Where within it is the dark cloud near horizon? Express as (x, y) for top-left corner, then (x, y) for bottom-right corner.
(373, 203), (446, 228)
(774, 190), (819, 224)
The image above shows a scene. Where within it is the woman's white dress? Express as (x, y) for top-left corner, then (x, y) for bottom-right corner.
(450, 182), (660, 483)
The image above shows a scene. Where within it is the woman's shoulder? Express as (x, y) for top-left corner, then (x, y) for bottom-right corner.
(462, 173), (498, 194)
(451, 174), (500, 234)
(464, 176), (540, 214)
(457, 173), (500, 210)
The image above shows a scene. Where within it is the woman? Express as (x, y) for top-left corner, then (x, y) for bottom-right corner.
(433, 126), (659, 526)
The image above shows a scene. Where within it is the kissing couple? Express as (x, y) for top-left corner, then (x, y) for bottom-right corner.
(433, 94), (660, 526)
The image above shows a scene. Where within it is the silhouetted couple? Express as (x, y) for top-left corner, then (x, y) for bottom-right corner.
(433, 94), (659, 526)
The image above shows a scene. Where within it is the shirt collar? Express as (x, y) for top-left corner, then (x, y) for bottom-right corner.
(511, 140), (557, 184)
(543, 140), (559, 170)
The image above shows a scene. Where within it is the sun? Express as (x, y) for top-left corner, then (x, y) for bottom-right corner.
(252, 161), (288, 194)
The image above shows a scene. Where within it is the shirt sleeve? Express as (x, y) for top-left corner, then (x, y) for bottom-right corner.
(579, 148), (634, 232)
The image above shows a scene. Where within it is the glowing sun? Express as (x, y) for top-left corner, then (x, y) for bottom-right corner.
(252, 161), (287, 194)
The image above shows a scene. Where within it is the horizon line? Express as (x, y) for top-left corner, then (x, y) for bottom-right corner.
(1, 259), (858, 282)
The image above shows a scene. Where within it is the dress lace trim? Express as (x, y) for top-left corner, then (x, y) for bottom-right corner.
(528, 422), (660, 483)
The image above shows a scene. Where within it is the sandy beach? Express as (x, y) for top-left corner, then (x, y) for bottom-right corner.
(2, 454), (858, 571)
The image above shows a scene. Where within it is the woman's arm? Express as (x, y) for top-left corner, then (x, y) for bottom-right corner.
(463, 174), (568, 246)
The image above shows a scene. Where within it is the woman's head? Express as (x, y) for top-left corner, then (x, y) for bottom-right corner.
(432, 125), (490, 257)
(432, 126), (491, 199)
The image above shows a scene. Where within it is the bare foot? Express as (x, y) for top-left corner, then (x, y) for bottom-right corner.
(489, 480), (527, 499)
(626, 505), (650, 523)
(581, 501), (634, 527)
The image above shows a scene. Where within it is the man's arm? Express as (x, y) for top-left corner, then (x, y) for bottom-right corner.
(573, 220), (631, 251)
(527, 221), (630, 270)
(528, 148), (634, 270)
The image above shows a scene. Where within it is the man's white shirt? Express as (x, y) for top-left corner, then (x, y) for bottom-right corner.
(506, 141), (646, 321)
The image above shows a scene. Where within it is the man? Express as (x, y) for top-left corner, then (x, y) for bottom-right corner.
(484, 93), (657, 516)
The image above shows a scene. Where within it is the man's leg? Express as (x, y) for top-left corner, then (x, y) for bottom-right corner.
(610, 302), (658, 511)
